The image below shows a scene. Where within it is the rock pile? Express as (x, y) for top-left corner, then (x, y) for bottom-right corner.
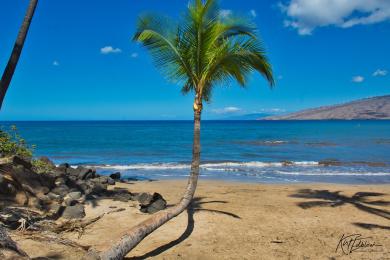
(0, 156), (167, 229)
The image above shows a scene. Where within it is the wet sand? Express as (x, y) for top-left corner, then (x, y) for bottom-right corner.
(12, 180), (390, 259)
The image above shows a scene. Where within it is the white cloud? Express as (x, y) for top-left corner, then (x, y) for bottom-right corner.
(250, 9), (257, 18)
(352, 75), (364, 83)
(100, 46), (122, 54)
(52, 60), (59, 66)
(219, 9), (232, 18)
(212, 106), (241, 114)
(131, 52), (138, 58)
(255, 108), (286, 113)
(373, 69), (388, 77)
(279, 0), (390, 35)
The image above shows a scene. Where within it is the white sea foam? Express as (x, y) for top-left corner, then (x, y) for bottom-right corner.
(86, 161), (318, 170)
(80, 161), (390, 176)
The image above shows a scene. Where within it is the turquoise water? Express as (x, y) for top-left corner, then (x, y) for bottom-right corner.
(1, 120), (390, 184)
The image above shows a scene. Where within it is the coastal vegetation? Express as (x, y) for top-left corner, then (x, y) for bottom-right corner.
(0, 126), (33, 159)
(93, 0), (274, 258)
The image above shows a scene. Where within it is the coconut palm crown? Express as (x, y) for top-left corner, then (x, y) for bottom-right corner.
(133, 0), (274, 111)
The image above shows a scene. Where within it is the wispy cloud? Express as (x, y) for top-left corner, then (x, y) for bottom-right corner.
(131, 52), (138, 58)
(373, 69), (388, 77)
(352, 75), (364, 83)
(219, 9), (232, 18)
(212, 106), (242, 114)
(255, 108), (286, 113)
(52, 60), (59, 66)
(279, 0), (390, 35)
(100, 46), (122, 54)
(250, 9), (257, 18)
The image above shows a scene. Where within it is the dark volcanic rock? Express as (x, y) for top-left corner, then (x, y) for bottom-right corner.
(146, 198), (167, 214)
(47, 192), (61, 201)
(50, 185), (70, 197)
(66, 167), (79, 177)
(67, 191), (82, 200)
(136, 192), (154, 205)
(59, 163), (70, 168)
(12, 156), (32, 170)
(138, 193), (167, 214)
(76, 167), (95, 180)
(109, 172), (121, 180)
(62, 204), (85, 219)
(0, 175), (16, 196)
(11, 165), (54, 197)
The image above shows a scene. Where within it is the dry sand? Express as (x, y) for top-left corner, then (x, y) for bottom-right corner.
(12, 180), (390, 259)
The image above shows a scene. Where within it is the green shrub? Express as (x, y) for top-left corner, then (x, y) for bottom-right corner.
(31, 158), (55, 174)
(0, 125), (34, 159)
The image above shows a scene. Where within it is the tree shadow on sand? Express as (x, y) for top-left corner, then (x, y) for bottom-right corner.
(290, 189), (390, 225)
(353, 222), (390, 231)
(126, 197), (240, 260)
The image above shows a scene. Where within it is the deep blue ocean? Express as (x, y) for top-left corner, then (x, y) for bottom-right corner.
(1, 120), (390, 184)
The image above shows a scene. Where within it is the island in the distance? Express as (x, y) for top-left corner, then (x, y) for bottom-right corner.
(264, 95), (390, 120)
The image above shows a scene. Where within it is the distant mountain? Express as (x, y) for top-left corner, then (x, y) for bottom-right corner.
(222, 113), (271, 120)
(265, 95), (390, 120)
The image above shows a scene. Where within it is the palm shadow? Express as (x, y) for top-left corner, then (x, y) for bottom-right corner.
(126, 196), (240, 260)
(353, 222), (390, 231)
(290, 189), (390, 220)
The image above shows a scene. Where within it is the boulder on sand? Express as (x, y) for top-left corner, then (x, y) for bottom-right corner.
(137, 192), (167, 214)
(109, 172), (121, 180)
(61, 203), (85, 219)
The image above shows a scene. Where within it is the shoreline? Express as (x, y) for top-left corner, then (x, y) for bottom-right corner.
(120, 177), (390, 185)
(13, 180), (390, 259)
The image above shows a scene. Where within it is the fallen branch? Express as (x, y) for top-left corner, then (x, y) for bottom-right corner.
(19, 230), (90, 251)
(0, 225), (29, 257)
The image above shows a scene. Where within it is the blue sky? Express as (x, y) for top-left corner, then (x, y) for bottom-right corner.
(0, 0), (389, 120)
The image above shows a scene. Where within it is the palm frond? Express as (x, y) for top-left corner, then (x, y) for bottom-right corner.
(133, 0), (274, 102)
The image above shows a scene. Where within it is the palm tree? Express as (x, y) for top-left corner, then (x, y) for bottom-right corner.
(89, 0), (274, 259)
(0, 0), (39, 110)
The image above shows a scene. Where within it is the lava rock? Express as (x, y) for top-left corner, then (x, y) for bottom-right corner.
(12, 156), (32, 169)
(47, 192), (61, 201)
(136, 192), (154, 205)
(66, 191), (82, 200)
(50, 185), (70, 197)
(138, 193), (167, 214)
(54, 177), (67, 186)
(61, 203), (85, 219)
(66, 167), (79, 177)
(109, 172), (121, 180)
(78, 167), (95, 180)
(0, 176), (16, 195)
(145, 198), (167, 213)
(107, 177), (115, 185)
(59, 163), (70, 168)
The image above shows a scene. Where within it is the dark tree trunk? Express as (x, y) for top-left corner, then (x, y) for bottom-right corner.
(0, 0), (38, 110)
(87, 101), (202, 260)
(0, 225), (28, 258)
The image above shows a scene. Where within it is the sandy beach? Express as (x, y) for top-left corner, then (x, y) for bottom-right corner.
(11, 180), (389, 259)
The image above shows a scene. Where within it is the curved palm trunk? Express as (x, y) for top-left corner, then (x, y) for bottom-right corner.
(88, 104), (202, 260)
(0, 0), (38, 110)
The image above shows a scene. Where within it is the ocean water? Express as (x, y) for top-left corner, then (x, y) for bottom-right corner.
(1, 120), (390, 184)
